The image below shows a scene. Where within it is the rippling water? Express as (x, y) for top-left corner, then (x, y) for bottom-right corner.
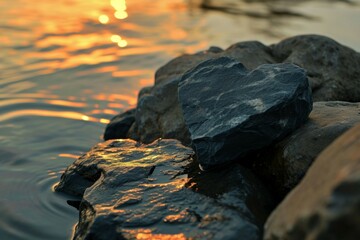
(0, 0), (359, 239)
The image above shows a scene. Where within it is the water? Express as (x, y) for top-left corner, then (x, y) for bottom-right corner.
(0, 0), (359, 239)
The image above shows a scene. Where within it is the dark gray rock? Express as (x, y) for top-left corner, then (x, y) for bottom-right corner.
(103, 109), (136, 140)
(56, 139), (273, 240)
(127, 78), (191, 145)
(104, 35), (360, 148)
(178, 56), (312, 168)
(252, 101), (360, 198)
(271, 35), (360, 101)
(264, 123), (360, 240)
(125, 42), (274, 145)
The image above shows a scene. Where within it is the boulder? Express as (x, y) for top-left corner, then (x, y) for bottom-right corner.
(56, 139), (274, 240)
(252, 101), (360, 198)
(178, 57), (312, 168)
(264, 123), (360, 240)
(104, 35), (360, 148)
(271, 35), (360, 102)
(124, 42), (274, 145)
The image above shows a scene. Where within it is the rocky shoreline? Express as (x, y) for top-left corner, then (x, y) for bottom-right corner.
(56, 35), (360, 239)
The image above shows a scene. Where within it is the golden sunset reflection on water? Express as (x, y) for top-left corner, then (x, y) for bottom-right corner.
(1, 0), (139, 124)
(58, 153), (81, 159)
(0, 109), (109, 124)
(99, 14), (110, 24)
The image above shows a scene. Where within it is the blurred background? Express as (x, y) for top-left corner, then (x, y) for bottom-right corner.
(0, 0), (359, 239)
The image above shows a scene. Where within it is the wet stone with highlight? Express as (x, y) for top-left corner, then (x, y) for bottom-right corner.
(55, 139), (273, 240)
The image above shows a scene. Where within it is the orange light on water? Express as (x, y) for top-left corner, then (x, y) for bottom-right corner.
(107, 103), (125, 108)
(0, 109), (104, 123)
(139, 78), (153, 87)
(169, 29), (187, 40)
(96, 66), (118, 73)
(0, 99), (36, 107)
(100, 118), (110, 124)
(111, 34), (122, 43)
(118, 39), (128, 47)
(115, 11), (128, 19)
(98, 14), (109, 24)
(112, 69), (151, 78)
(81, 115), (90, 121)
(110, 34), (128, 48)
(58, 153), (80, 159)
(45, 99), (86, 108)
(93, 93), (137, 106)
(111, 0), (127, 11)
(91, 109), (118, 115)
(111, 0), (129, 48)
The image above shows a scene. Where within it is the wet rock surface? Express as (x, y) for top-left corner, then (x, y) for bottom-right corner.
(179, 57), (312, 168)
(105, 35), (360, 145)
(56, 139), (274, 240)
(264, 123), (360, 240)
(252, 101), (360, 198)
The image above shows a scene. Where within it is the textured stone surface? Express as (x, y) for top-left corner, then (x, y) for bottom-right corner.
(56, 139), (273, 240)
(124, 42), (274, 145)
(155, 42), (273, 85)
(103, 109), (135, 140)
(253, 101), (360, 198)
(178, 57), (312, 168)
(127, 78), (192, 145)
(272, 35), (360, 101)
(104, 35), (360, 150)
(264, 124), (360, 240)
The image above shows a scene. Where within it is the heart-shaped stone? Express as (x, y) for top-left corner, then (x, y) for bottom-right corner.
(178, 57), (312, 168)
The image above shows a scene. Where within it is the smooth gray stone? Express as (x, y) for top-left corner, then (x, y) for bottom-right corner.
(178, 57), (312, 168)
(56, 139), (273, 240)
(252, 101), (360, 198)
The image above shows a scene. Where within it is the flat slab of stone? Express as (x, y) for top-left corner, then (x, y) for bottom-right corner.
(56, 139), (273, 240)
(178, 57), (312, 168)
(264, 123), (360, 240)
